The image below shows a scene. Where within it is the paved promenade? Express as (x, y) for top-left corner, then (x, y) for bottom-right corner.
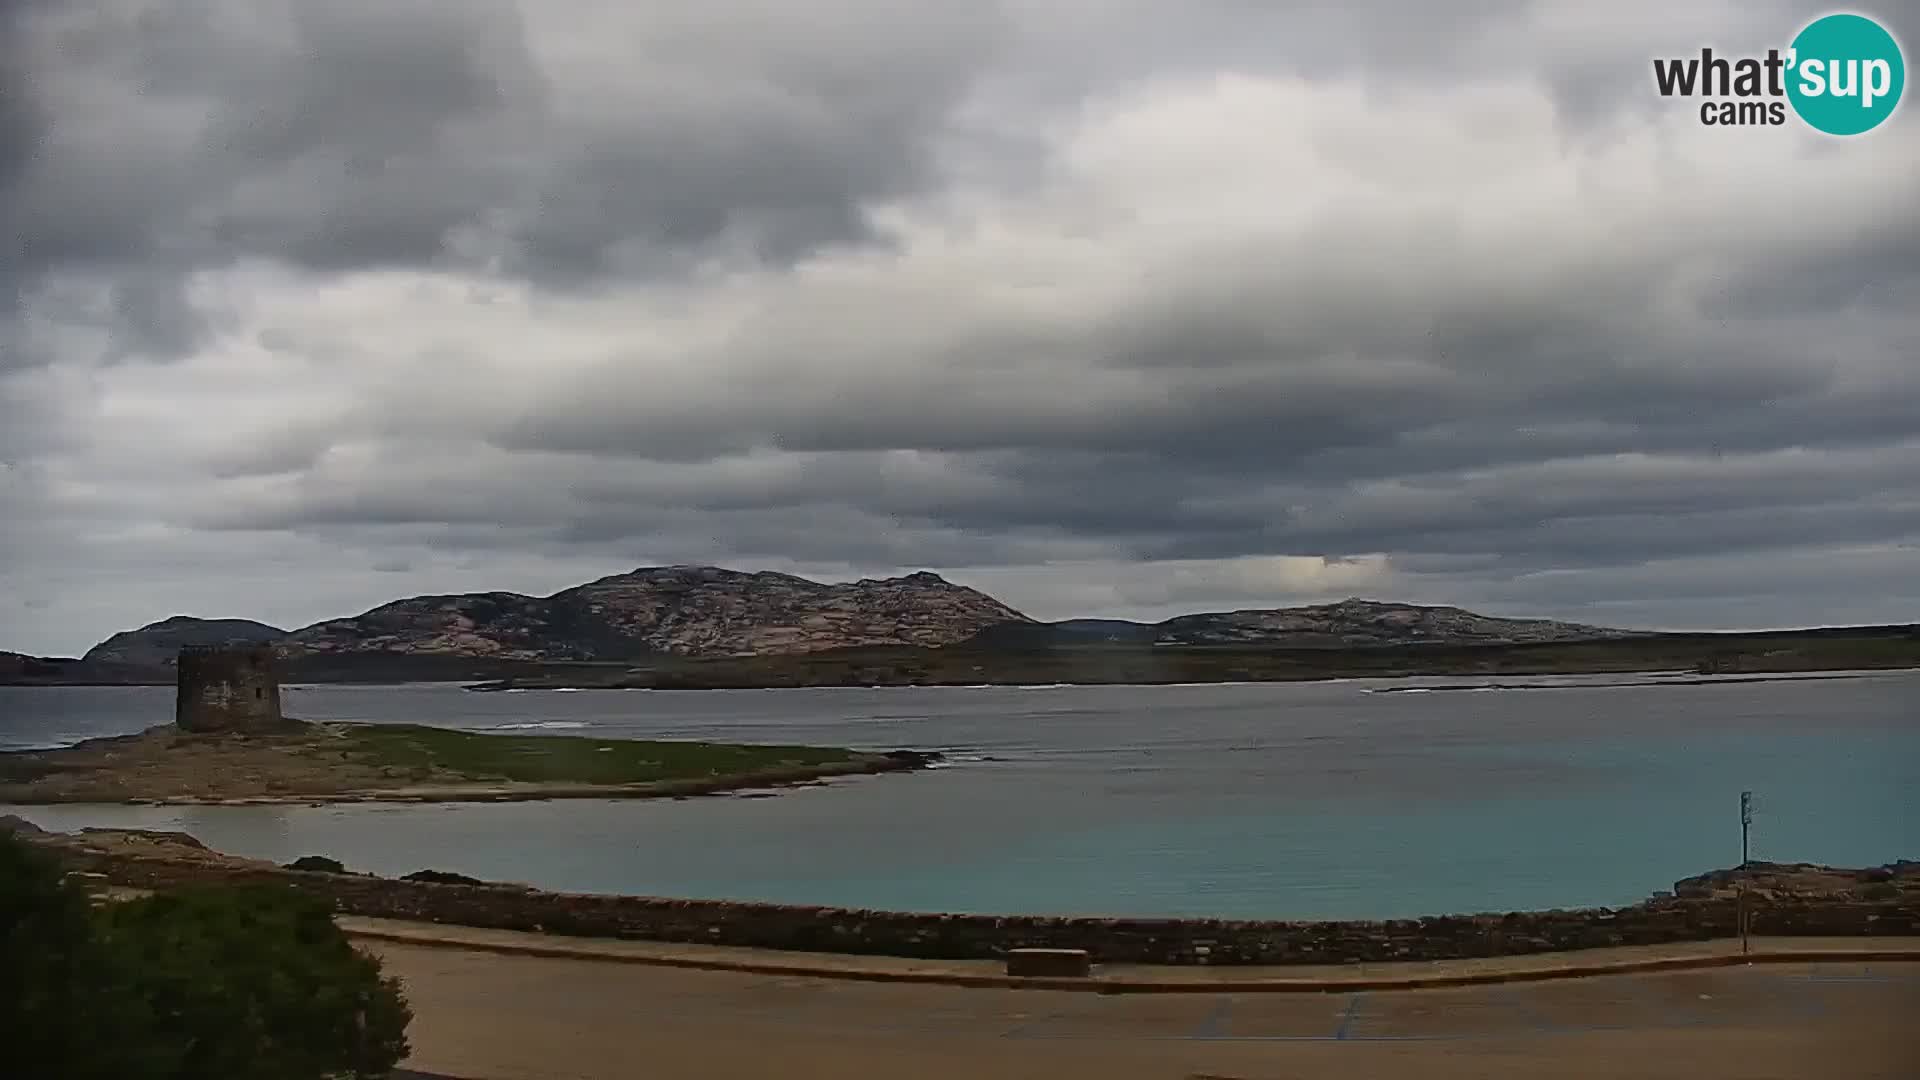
(343, 920), (1919, 1078)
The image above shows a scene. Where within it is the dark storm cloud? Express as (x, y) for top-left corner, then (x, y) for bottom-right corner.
(0, 0), (51, 376)
(0, 0), (1004, 362)
(0, 2), (44, 226)
(1003, 0), (1893, 130)
(1, 0), (542, 366)
(1701, 216), (1920, 321)
(501, 3), (1006, 280)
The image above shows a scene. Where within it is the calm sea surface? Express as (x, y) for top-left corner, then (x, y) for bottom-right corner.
(2, 673), (1915, 919)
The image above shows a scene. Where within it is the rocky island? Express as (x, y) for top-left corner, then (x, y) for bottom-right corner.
(0, 645), (932, 806)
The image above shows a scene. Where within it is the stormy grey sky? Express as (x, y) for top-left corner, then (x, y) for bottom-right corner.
(4, 0), (1918, 655)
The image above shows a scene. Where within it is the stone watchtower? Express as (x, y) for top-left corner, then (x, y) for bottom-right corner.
(175, 645), (285, 733)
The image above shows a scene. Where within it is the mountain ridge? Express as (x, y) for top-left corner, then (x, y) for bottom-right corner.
(280, 565), (1032, 660)
(83, 616), (290, 666)
(10, 572), (1919, 688)
(56, 569), (1646, 665)
(968, 597), (1637, 649)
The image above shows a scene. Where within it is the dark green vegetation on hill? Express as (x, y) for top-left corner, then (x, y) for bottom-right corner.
(0, 831), (410, 1079)
(10, 625), (1918, 690)
(475, 624), (1920, 690)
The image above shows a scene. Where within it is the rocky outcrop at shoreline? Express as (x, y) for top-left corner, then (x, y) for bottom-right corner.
(1672, 860), (1920, 902)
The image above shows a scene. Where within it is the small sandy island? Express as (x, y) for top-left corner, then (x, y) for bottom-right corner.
(0, 721), (934, 805)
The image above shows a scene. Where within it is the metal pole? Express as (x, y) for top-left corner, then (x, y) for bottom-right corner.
(1739, 791), (1753, 955)
(1741, 791), (1751, 866)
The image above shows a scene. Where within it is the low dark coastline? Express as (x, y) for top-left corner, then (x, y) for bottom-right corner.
(1364, 672), (1881, 693)
(461, 627), (1920, 692)
(8, 626), (1917, 691)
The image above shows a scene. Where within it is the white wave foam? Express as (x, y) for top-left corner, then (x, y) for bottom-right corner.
(1, 738), (84, 751)
(485, 721), (591, 731)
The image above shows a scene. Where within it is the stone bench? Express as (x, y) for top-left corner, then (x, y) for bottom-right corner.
(1005, 948), (1092, 977)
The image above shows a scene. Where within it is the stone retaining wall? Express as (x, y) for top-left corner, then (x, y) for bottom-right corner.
(48, 844), (1920, 966)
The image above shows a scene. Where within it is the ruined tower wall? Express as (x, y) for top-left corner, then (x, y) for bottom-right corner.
(174, 646), (284, 733)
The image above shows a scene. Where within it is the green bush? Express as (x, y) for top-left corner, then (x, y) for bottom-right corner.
(401, 868), (487, 886)
(0, 836), (169, 1078)
(0, 833), (411, 1079)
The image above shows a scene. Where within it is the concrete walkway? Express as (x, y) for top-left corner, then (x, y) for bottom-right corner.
(337, 916), (1920, 992)
(367, 941), (1920, 1080)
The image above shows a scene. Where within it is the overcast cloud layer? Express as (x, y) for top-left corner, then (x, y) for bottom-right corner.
(4, 0), (1918, 655)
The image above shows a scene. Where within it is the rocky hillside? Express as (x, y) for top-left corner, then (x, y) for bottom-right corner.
(81, 616), (289, 666)
(0, 651), (58, 680)
(0, 650), (174, 686)
(282, 566), (1033, 660)
(973, 599), (1634, 649)
(57, 577), (1638, 672)
(1155, 599), (1633, 646)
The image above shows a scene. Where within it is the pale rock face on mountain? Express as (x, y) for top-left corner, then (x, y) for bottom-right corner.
(970, 598), (1635, 649)
(280, 566), (1035, 660)
(1151, 598), (1634, 647)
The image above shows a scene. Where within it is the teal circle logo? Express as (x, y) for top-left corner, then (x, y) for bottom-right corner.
(1787, 13), (1905, 135)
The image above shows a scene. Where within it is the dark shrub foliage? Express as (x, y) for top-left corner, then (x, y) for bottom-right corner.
(402, 869), (487, 886)
(0, 836), (168, 1078)
(1, 833), (411, 1080)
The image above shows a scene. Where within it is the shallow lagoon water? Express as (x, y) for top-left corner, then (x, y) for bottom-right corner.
(3, 672), (1915, 919)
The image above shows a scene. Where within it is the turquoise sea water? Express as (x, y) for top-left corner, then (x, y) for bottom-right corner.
(2, 672), (1914, 919)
